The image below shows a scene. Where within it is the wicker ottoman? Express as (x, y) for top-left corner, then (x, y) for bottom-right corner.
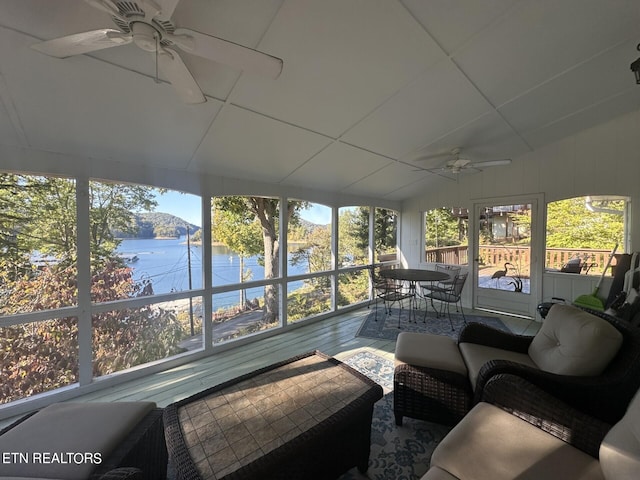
(394, 332), (472, 426)
(0, 402), (167, 480)
(164, 350), (383, 480)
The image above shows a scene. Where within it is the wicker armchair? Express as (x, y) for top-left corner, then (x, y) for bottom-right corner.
(394, 303), (640, 427)
(421, 373), (640, 480)
(460, 306), (640, 424)
(480, 374), (612, 458)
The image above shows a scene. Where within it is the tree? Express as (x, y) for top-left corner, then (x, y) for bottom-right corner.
(89, 181), (159, 262)
(374, 208), (397, 257)
(213, 197), (308, 323)
(290, 225), (332, 279)
(0, 174), (50, 284)
(212, 205), (263, 306)
(546, 197), (623, 248)
(0, 176), (159, 265)
(338, 208), (368, 266)
(424, 208), (464, 247)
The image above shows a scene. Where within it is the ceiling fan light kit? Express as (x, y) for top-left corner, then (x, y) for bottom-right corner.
(30, 0), (284, 104)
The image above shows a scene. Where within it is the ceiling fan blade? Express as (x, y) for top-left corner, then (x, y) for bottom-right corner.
(157, 48), (206, 104)
(31, 29), (131, 58)
(169, 28), (283, 79)
(469, 159), (512, 169)
(83, 0), (125, 21)
(154, 0), (182, 20)
(413, 152), (451, 162)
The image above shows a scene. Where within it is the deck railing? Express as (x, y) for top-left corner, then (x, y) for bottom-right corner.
(425, 245), (616, 275)
(424, 245), (469, 265)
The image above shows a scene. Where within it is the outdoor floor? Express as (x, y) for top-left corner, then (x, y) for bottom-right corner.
(0, 305), (540, 429)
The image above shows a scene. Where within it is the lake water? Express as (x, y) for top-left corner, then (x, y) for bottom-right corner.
(116, 237), (306, 308)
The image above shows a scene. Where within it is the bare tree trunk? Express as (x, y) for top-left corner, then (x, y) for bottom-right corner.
(253, 198), (280, 324)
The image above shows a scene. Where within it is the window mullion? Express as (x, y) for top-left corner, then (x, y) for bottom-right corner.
(76, 178), (93, 385)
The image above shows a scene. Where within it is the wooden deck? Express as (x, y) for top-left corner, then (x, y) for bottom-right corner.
(0, 306), (537, 428)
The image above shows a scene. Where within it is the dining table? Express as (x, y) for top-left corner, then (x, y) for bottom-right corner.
(379, 268), (451, 321)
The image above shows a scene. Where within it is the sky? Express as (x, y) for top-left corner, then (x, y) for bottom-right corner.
(150, 191), (333, 227)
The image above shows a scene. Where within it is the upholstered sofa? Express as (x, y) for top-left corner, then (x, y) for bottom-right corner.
(394, 304), (640, 425)
(422, 374), (640, 480)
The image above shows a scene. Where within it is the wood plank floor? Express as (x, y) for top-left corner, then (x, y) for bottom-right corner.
(1, 306), (538, 428)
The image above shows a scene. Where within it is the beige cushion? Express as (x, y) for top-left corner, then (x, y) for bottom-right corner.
(528, 304), (623, 376)
(425, 402), (605, 480)
(0, 401), (155, 480)
(421, 466), (458, 479)
(600, 388), (640, 479)
(458, 343), (537, 389)
(395, 332), (467, 376)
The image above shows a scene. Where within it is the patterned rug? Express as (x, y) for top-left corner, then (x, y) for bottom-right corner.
(357, 306), (509, 341)
(343, 350), (395, 390)
(338, 350), (451, 480)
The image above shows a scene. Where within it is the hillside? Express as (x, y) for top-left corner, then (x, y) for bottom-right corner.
(114, 212), (200, 239)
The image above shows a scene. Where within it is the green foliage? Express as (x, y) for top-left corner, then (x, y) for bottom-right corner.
(89, 181), (158, 260)
(287, 285), (331, 321)
(348, 207), (396, 257)
(374, 208), (397, 255)
(212, 205), (263, 258)
(337, 270), (369, 307)
(338, 208), (368, 265)
(212, 196), (309, 323)
(0, 176), (160, 268)
(424, 208), (466, 247)
(546, 197), (624, 249)
(290, 226), (332, 274)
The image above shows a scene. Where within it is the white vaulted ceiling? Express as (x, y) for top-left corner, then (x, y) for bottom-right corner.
(0, 0), (639, 202)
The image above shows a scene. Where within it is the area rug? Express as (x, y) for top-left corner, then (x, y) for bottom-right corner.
(342, 350), (395, 390)
(357, 306), (509, 341)
(338, 350), (451, 480)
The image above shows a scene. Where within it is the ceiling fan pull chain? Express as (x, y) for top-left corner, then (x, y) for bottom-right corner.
(155, 32), (160, 84)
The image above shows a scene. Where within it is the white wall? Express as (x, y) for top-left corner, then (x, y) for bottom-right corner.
(401, 108), (640, 305)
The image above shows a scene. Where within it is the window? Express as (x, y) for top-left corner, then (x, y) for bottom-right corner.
(374, 208), (397, 264)
(338, 206), (369, 267)
(1, 317), (78, 404)
(211, 195), (283, 338)
(288, 202), (331, 274)
(423, 207), (469, 265)
(106, 184), (202, 296)
(0, 171), (389, 406)
(545, 196), (627, 274)
(0, 174), (77, 315)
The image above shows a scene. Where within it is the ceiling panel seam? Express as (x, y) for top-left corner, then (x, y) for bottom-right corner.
(493, 35), (639, 111)
(523, 87), (640, 138)
(398, 0), (533, 153)
(0, 72), (29, 147)
(446, 56), (534, 153)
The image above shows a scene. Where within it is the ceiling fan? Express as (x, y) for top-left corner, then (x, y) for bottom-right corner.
(30, 0), (284, 104)
(418, 148), (512, 174)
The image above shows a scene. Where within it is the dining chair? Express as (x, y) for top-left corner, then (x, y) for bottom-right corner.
(368, 266), (413, 324)
(423, 272), (468, 330)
